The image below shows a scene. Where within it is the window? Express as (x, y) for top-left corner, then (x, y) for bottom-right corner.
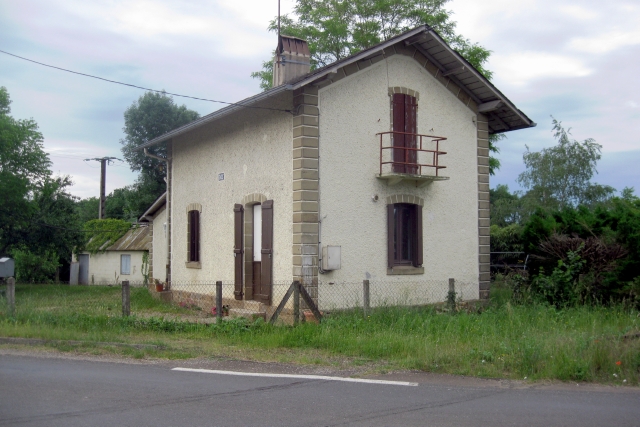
(392, 93), (418, 174)
(187, 210), (200, 263)
(387, 203), (423, 269)
(120, 254), (131, 275)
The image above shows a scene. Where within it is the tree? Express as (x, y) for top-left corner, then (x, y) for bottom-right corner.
(250, 1), (502, 173)
(517, 118), (614, 210)
(120, 92), (200, 187)
(0, 86), (52, 255)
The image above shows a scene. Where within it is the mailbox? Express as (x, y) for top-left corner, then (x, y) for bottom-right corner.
(0, 257), (15, 278)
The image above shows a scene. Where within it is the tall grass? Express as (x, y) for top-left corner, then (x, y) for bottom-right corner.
(1, 283), (638, 384)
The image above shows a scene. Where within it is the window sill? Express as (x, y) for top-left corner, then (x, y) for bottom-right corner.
(387, 266), (424, 275)
(185, 261), (201, 269)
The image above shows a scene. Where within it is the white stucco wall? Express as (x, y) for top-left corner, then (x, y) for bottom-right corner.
(170, 92), (293, 285)
(317, 54), (480, 302)
(80, 251), (147, 284)
(151, 205), (167, 282)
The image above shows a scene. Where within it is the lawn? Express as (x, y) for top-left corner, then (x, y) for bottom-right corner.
(1, 283), (638, 384)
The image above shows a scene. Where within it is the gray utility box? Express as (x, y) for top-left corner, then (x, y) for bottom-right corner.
(322, 246), (341, 271)
(0, 257), (15, 278)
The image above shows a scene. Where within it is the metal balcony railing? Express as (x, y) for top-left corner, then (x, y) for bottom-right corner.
(377, 131), (448, 177)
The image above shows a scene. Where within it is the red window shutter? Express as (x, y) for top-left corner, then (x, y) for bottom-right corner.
(392, 94), (406, 173)
(405, 95), (418, 174)
(415, 206), (423, 267)
(387, 204), (395, 268)
(261, 200), (274, 304)
(233, 204), (244, 300)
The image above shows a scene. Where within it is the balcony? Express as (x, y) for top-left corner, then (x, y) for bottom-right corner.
(377, 131), (449, 187)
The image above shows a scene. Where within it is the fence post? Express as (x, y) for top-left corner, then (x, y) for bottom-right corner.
(448, 278), (455, 294)
(122, 280), (130, 317)
(447, 278), (456, 312)
(216, 281), (222, 321)
(6, 277), (15, 316)
(363, 279), (370, 316)
(293, 280), (300, 326)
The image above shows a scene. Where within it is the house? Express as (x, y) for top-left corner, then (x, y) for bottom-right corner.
(71, 226), (151, 285)
(137, 25), (535, 311)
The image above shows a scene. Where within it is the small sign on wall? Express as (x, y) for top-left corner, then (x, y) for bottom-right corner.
(218, 173), (225, 181)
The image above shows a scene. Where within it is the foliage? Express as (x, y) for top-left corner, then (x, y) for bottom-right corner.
(75, 197), (99, 224)
(105, 173), (165, 222)
(490, 224), (524, 253)
(0, 88), (83, 279)
(141, 251), (150, 286)
(10, 248), (60, 283)
(119, 92), (199, 189)
(254, 0), (492, 89)
(517, 117), (614, 210)
(82, 219), (132, 254)
(531, 247), (586, 306)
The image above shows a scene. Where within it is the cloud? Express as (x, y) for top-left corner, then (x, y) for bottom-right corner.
(568, 29), (640, 54)
(490, 52), (593, 87)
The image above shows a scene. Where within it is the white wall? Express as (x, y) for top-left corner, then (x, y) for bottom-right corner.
(151, 205), (167, 283)
(317, 55), (479, 300)
(170, 92), (293, 284)
(80, 251), (147, 284)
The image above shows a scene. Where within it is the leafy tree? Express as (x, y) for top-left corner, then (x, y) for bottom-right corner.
(120, 92), (200, 188)
(251, 1), (502, 173)
(517, 118), (614, 210)
(76, 197), (99, 224)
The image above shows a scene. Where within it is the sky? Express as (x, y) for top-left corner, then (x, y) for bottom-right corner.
(1, 0), (638, 199)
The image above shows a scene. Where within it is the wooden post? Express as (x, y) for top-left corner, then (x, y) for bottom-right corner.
(216, 281), (222, 321)
(122, 280), (130, 317)
(363, 279), (370, 316)
(449, 278), (455, 293)
(6, 277), (15, 316)
(293, 280), (300, 326)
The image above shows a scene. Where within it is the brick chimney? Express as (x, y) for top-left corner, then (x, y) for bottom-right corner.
(273, 35), (311, 86)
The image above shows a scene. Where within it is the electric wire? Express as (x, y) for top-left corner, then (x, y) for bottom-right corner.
(0, 49), (292, 114)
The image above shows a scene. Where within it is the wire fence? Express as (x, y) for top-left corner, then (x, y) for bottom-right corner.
(1, 278), (479, 325)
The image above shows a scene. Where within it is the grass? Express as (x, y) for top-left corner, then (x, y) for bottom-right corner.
(1, 283), (639, 385)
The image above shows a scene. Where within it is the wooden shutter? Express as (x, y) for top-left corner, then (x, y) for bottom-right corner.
(415, 205), (423, 267)
(260, 200), (274, 299)
(392, 94), (406, 173)
(392, 93), (418, 174)
(387, 204), (395, 268)
(193, 211), (200, 262)
(405, 95), (418, 174)
(233, 204), (244, 300)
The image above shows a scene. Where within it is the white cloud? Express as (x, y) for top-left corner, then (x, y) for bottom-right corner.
(626, 101), (638, 108)
(490, 52), (593, 87)
(558, 4), (599, 21)
(568, 29), (640, 54)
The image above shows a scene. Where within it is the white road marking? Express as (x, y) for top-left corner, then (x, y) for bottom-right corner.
(172, 367), (418, 386)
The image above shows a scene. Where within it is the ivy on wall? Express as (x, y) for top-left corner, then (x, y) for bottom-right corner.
(83, 219), (132, 255)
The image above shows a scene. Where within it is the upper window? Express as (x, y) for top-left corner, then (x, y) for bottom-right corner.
(387, 203), (423, 268)
(392, 93), (418, 174)
(120, 254), (131, 275)
(188, 210), (200, 263)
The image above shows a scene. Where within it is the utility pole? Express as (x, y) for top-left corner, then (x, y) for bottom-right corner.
(85, 157), (120, 219)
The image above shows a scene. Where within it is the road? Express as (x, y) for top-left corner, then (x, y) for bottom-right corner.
(1, 353), (639, 426)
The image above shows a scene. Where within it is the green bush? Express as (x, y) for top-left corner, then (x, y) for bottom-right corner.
(10, 247), (60, 283)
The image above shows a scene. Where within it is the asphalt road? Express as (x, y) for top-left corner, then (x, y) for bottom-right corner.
(1, 353), (639, 426)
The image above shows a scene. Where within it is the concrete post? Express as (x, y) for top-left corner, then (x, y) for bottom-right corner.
(448, 278), (455, 294)
(122, 280), (130, 317)
(363, 279), (370, 316)
(6, 277), (15, 316)
(216, 281), (222, 321)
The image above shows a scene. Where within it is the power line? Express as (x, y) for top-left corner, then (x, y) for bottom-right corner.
(0, 49), (292, 114)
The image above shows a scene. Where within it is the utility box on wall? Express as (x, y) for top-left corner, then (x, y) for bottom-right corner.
(0, 257), (15, 278)
(322, 246), (341, 271)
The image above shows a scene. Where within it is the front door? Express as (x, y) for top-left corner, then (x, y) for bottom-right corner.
(253, 200), (273, 304)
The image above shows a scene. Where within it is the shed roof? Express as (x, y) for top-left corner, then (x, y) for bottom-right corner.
(108, 226), (151, 251)
(139, 192), (167, 222)
(138, 25), (534, 150)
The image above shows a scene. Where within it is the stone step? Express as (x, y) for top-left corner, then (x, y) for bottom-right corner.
(228, 308), (266, 322)
(243, 300), (265, 311)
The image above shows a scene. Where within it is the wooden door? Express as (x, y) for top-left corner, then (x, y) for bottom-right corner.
(255, 200), (273, 304)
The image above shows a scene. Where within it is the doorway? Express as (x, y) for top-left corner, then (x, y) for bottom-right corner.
(78, 254), (89, 285)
